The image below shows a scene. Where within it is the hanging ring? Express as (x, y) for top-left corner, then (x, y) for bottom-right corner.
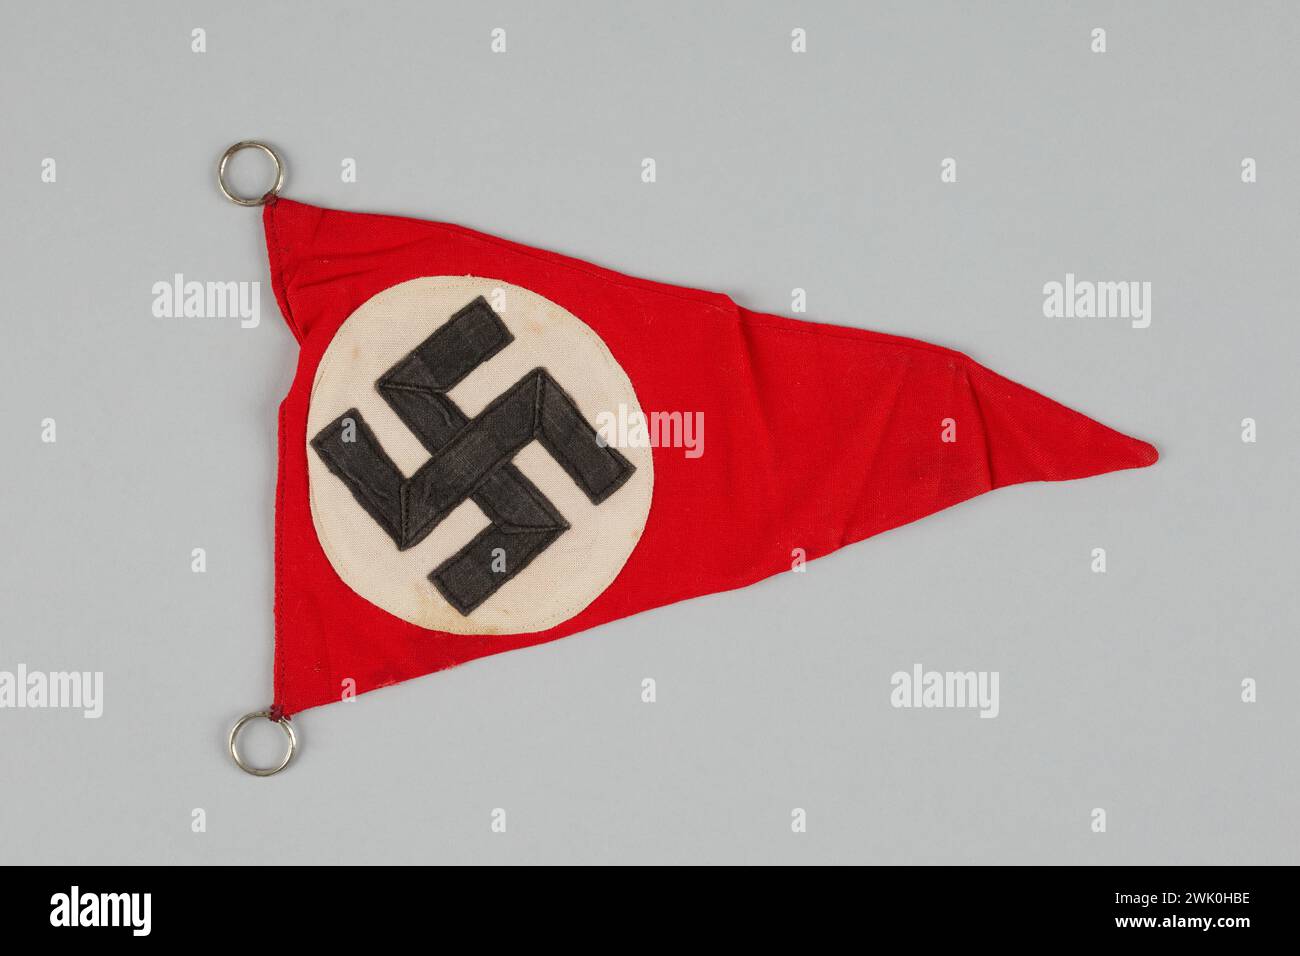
(217, 141), (285, 206)
(228, 710), (297, 776)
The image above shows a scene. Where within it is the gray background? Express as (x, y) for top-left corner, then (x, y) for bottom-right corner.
(2, 1), (1297, 865)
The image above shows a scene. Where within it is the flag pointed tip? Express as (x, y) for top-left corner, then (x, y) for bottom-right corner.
(1080, 430), (1158, 479)
(1133, 438), (1160, 468)
(963, 361), (1158, 487)
(1075, 422), (1160, 478)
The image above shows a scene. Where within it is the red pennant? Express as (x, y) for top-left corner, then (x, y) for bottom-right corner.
(264, 198), (1156, 716)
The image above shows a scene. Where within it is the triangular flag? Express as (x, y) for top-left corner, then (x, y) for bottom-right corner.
(263, 198), (1156, 716)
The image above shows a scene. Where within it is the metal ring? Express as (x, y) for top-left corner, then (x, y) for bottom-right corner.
(217, 141), (285, 206)
(228, 710), (297, 776)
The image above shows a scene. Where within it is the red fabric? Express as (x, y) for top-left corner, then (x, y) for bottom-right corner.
(264, 198), (1157, 716)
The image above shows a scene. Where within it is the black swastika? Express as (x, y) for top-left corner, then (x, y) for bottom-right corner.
(311, 296), (636, 616)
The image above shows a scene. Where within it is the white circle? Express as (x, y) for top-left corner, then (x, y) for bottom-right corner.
(306, 277), (654, 635)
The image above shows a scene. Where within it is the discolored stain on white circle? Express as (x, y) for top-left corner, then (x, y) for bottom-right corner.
(306, 277), (654, 635)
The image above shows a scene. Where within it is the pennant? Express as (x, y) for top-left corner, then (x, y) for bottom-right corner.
(263, 198), (1156, 716)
